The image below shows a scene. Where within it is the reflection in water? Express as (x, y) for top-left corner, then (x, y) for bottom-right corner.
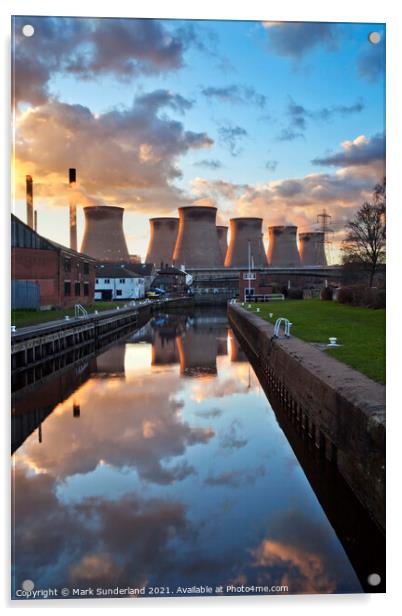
(12, 309), (366, 597)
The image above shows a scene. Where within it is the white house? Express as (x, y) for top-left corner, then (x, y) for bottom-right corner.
(95, 264), (145, 301)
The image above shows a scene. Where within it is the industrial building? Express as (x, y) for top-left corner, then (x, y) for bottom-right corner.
(81, 205), (130, 262)
(12, 214), (96, 309)
(267, 225), (301, 267)
(225, 218), (267, 268)
(95, 264), (145, 301)
(146, 217), (179, 267)
(173, 206), (223, 269)
(151, 265), (188, 296)
(299, 232), (327, 266)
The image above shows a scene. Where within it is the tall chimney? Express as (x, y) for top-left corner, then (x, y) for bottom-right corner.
(299, 232), (327, 266)
(225, 218), (267, 268)
(34, 210), (38, 232)
(173, 206), (223, 269)
(81, 206), (130, 262)
(26, 175), (33, 229)
(267, 225), (301, 267)
(69, 168), (77, 251)
(145, 217), (179, 267)
(217, 225), (228, 263)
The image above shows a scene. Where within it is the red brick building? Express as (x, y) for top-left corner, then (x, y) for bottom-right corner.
(239, 270), (273, 301)
(12, 214), (96, 308)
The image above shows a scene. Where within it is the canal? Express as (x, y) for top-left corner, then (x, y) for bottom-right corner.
(11, 308), (384, 598)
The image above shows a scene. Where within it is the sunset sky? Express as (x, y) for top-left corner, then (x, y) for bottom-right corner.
(12, 17), (385, 262)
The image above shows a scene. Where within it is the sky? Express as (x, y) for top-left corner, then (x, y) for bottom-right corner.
(11, 17), (385, 263)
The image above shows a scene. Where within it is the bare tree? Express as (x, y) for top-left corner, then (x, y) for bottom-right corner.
(342, 178), (386, 287)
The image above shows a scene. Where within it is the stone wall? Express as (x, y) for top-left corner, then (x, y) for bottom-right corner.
(228, 303), (385, 530)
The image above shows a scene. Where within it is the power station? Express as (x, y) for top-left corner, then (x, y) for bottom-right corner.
(80, 205), (130, 262)
(225, 218), (267, 268)
(145, 217), (178, 267)
(267, 225), (301, 267)
(299, 232), (327, 266)
(173, 206), (223, 269)
(23, 170), (330, 270)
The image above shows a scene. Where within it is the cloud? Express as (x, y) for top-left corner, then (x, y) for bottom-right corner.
(219, 420), (248, 450)
(312, 133), (385, 168)
(15, 93), (213, 213)
(205, 465), (265, 487)
(262, 22), (337, 59)
(265, 160), (278, 172)
(12, 17), (196, 106)
(12, 465), (189, 590)
(17, 362), (214, 485)
(275, 127), (304, 142)
(277, 97), (364, 140)
(193, 159), (223, 170)
(357, 38), (385, 82)
(217, 124), (248, 156)
(201, 85), (266, 108)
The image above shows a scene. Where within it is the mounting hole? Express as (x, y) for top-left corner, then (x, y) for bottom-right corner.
(22, 24), (35, 37)
(22, 579), (35, 591)
(368, 32), (381, 45)
(367, 573), (381, 586)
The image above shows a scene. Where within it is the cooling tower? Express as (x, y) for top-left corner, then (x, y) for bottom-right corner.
(267, 226), (301, 267)
(225, 218), (268, 268)
(145, 217), (178, 266)
(217, 226), (228, 262)
(176, 330), (218, 377)
(81, 206), (129, 262)
(299, 232), (327, 266)
(95, 345), (126, 378)
(173, 206), (223, 269)
(152, 334), (179, 366)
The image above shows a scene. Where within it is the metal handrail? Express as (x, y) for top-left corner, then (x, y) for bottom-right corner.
(74, 304), (88, 318)
(273, 317), (292, 339)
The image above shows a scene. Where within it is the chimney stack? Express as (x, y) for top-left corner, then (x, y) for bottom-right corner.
(173, 206), (223, 269)
(69, 168), (77, 251)
(299, 232), (327, 266)
(26, 175), (33, 229)
(225, 218), (267, 268)
(146, 217), (179, 267)
(267, 226), (301, 267)
(34, 210), (38, 232)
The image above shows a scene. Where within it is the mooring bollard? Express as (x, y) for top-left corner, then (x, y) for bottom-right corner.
(11, 325), (16, 333)
(64, 316), (70, 321)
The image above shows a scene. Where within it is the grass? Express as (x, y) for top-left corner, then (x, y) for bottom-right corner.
(11, 301), (129, 328)
(246, 299), (385, 384)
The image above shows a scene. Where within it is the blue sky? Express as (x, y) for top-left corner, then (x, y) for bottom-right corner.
(12, 17), (385, 261)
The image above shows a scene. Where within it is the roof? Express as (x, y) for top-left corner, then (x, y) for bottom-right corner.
(125, 262), (155, 277)
(156, 266), (187, 276)
(11, 214), (96, 261)
(96, 264), (143, 279)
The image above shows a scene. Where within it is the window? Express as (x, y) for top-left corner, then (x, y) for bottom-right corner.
(116, 290), (122, 296)
(64, 281), (71, 296)
(243, 272), (256, 280)
(119, 278), (125, 283)
(83, 282), (89, 296)
(96, 279), (99, 284)
(75, 282), (81, 296)
(104, 278), (110, 284)
(83, 262), (89, 274)
(63, 258), (71, 273)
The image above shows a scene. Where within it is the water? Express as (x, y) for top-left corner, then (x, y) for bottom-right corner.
(12, 308), (368, 598)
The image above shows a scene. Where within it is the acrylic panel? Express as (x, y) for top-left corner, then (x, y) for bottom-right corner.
(11, 16), (386, 601)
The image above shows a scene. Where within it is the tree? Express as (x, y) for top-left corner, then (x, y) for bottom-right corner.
(342, 178), (386, 287)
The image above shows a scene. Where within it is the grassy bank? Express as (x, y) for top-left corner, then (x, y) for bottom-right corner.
(11, 301), (129, 328)
(247, 299), (385, 384)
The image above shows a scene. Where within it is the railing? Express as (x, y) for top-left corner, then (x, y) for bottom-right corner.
(273, 318), (292, 339)
(74, 304), (88, 319)
(244, 293), (285, 302)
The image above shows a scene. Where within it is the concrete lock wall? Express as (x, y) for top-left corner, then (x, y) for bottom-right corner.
(228, 303), (385, 530)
